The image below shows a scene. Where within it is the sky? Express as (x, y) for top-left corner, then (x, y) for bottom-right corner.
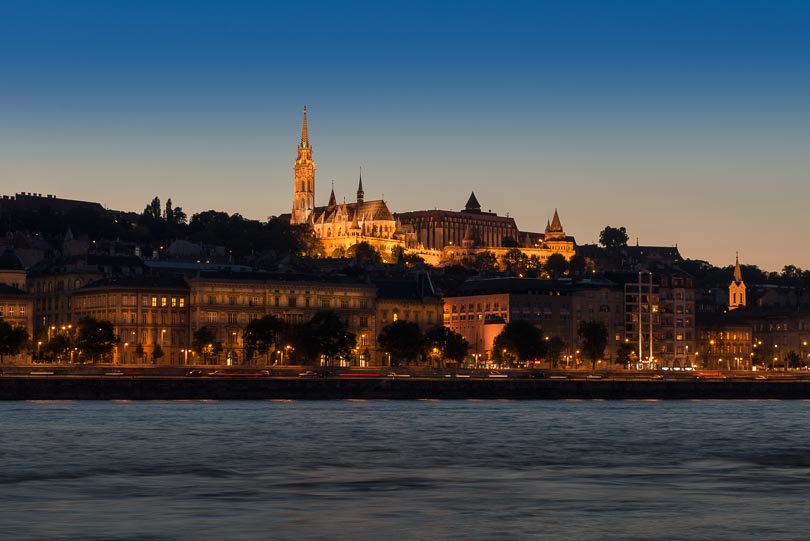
(1, 0), (808, 271)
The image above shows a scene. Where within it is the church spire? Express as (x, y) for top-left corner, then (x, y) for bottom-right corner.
(356, 167), (364, 204)
(328, 180), (336, 207)
(300, 106), (309, 148)
(733, 252), (743, 284)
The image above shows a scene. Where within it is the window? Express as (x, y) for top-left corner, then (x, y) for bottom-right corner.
(171, 297), (177, 308)
(288, 297), (297, 308)
(341, 299), (350, 309)
(359, 316), (368, 328)
(179, 298), (185, 308)
(228, 313), (237, 324)
(359, 299), (369, 309)
(208, 295), (216, 305)
(151, 296), (158, 307)
(229, 296), (236, 306)
(207, 312), (217, 323)
(19, 306), (25, 317)
(161, 297), (167, 307)
(321, 298), (331, 309)
(393, 312), (398, 322)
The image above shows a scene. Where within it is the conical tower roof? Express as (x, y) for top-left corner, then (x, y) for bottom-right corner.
(464, 191), (481, 212)
(549, 209), (563, 232)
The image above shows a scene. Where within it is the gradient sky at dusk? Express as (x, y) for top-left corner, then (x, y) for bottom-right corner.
(1, 1), (808, 270)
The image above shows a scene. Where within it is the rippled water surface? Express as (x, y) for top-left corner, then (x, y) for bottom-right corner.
(1, 400), (809, 540)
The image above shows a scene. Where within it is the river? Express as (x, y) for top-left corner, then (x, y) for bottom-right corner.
(1, 400), (808, 540)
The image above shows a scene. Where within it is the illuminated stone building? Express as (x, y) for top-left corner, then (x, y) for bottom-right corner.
(289, 108), (405, 258)
(71, 276), (190, 364)
(696, 311), (753, 371)
(396, 195), (576, 265)
(186, 272), (378, 366)
(27, 254), (144, 330)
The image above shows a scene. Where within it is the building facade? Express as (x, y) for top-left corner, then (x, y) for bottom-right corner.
(288, 108), (405, 258)
(397, 196), (576, 266)
(444, 278), (625, 365)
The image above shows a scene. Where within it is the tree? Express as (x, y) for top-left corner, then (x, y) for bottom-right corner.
(45, 333), (73, 362)
(378, 321), (424, 366)
(346, 242), (381, 267)
(243, 314), (285, 364)
(76, 316), (118, 363)
(152, 343), (164, 364)
(143, 196), (162, 221)
(616, 343), (636, 367)
(164, 198), (174, 224)
(578, 320), (608, 371)
(424, 326), (469, 367)
(0, 318), (29, 363)
(599, 226), (629, 252)
(785, 350), (800, 371)
(545, 253), (568, 279)
(545, 336), (566, 368)
(501, 249), (530, 276)
(492, 321), (545, 366)
(301, 311), (356, 365)
(568, 255), (587, 277)
(463, 251), (498, 273)
(193, 326), (222, 364)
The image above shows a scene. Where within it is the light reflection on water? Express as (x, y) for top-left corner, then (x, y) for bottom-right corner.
(1, 400), (809, 541)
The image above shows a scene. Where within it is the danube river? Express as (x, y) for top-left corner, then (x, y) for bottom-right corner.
(1, 400), (808, 540)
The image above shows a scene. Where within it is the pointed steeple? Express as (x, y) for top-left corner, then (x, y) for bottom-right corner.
(733, 252), (743, 284)
(463, 191), (481, 213)
(328, 180), (336, 207)
(357, 167), (364, 204)
(300, 106), (309, 148)
(549, 209), (563, 232)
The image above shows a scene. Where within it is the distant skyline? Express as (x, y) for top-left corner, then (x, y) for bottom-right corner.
(1, 1), (808, 271)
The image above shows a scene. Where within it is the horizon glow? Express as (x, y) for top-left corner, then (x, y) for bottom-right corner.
(1, 1), (808, 271)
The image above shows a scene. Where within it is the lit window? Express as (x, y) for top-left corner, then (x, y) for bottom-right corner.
(151, 297), (158, 307)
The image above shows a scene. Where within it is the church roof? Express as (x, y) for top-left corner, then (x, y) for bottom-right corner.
(313, 199), (395, 224)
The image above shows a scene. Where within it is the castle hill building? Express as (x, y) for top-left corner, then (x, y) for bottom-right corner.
(396, 195), (576, 266)
(288, 107), (407, 258)
(285, 107), (575, 266)
(444, 277), (625, 366)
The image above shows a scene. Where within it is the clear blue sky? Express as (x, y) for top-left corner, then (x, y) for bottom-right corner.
(1, 1), (808, 270)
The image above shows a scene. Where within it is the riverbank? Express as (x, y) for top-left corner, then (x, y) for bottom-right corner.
(3, 376), (810, 400)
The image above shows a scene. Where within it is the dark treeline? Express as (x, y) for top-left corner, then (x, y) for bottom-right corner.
(1, 196), (316, 262)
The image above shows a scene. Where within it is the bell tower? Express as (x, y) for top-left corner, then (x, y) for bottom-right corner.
(292, 106), (315, 224)
(728, 253), (747, 311)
